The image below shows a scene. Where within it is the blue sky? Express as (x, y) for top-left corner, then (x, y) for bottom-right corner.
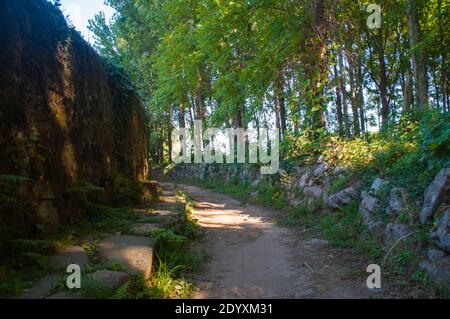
(59, 0), (115, 42)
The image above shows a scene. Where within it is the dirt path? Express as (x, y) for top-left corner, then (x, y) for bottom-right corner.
(162, 182), (384, 299)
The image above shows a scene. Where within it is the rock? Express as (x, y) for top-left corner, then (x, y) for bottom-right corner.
(296, 167), (307, 176)
(88, 270), (129, 290)
(359, 195), (381, 225)
(46, 292), (82, 299)
(48, 246), (90, 270)
(314, 163), (328, 177)
(420, 168), (450, 224)
(431, 210), (450, 253)
(368, 221), (384, 239)
(97, 235), (154, 280)
(384, 223), (411, 243)
(142, 181), (158, 198)
(333, 166), (347, 176)
(251, 179), (260, 189)
(298, 171), (311, 188)
(386, 188), (408, 216)
(20, 274), (61, 299)
(129, 223), (163, 236)
(420, 249), (450, 289)
(159, 195), (180, 204)
(289, 198), (303, 207)
(153, 209), (181, 218)
(371, 178), (389, 194)
(304, 238), (329, 249)
(161, 190), (175, 197)
(303, 185), (323, 199)
(318, 155), (325, 164)
(326, 187), (358, 209)
(155, 201), (185, 213)
(139, 214), (178, 226)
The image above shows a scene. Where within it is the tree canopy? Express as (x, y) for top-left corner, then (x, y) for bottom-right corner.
(89, 0), (449, 164)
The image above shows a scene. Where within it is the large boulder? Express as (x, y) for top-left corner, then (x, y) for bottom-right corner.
(314, 163), (328, 178)
(386, 188), (408, 216)
(359, 195), (381, 225)
(420, 168), (450, 224)
(384, 223), (411, 243)
(359, 194), (385, 239)
(251, 179), (260, 189)
(431, 210), (450, 253)
(370, 178), (389, 194)
(48, 246), (90, 270)
(420, 249), (450, 289)
(46, 292), (82, 299)
(325, 187), (358, 209)
(129, 223), (163, 237)
(97, 235), (154, 280)
(298, 170), (312, 188)
(303, 185), (323, 199)
(20, 274), (61, 299)
(88, 270), (129, 291)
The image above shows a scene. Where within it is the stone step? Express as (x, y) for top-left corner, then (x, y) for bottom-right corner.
(48, 246), (90, 270)
(20, 274), (62, 299)
(88, 270), (129, 291)
(46, 292), (82, 299)
(159, 182), (177, 191)
(97, 235), (154, 280)
(128, 223), (164, 236)
(138, 214), (178, 226)
(141, 180), (158, 198)
(161, 189), (176, 195)
(159, 195), (180, 204)
(154, 201), (185, 213)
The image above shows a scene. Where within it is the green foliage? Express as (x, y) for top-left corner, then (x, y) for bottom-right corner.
(151, 229), (187, 252)
(256, 178), (287, 209)
(0, 175), (31, 210)
(328, 175), (352, 194)
(418, 111), (450, 171)
(146, 259), (193, 299)
(68, 181), (105, 195)
(113, 175), (143, 207)
(79, 274), (115, 299)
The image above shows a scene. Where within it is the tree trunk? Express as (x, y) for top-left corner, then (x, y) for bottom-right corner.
(302, 0), (328, 131)
(407, 0), (429, 111)
(339, 51), (351, 138)
(274, 75), (287, 137)
(357, 59), (366, 135)
(333, 63), (344, 137)
(179, 104), (186, 128)
(376, 29), (390, 130)
(347, 51), (360, 137)
(438, 0), (447, 112)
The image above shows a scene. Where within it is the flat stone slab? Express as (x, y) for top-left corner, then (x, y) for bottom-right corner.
(48, 246), (90, 269)
(97, 235), (154, 280)
(154, 209), (180, 218)
(21, 274), (61, 299)
(161, 190), (176, 197)
(138, 214), (178, 226)
(154, 201), (185, 212)
(159, 195), (179, 203)
(142, 180), (158, 198)
(303, 238), (329, 249)
(46, 292), (82, 299)
(129, 223), (164, 236)
(89, 270), (129, 291)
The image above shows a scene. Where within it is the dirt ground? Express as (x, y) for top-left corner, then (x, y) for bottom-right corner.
(163, 183), (392, 299)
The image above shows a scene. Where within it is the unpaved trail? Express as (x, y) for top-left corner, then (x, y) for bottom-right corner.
(162, 182), (384, 299)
